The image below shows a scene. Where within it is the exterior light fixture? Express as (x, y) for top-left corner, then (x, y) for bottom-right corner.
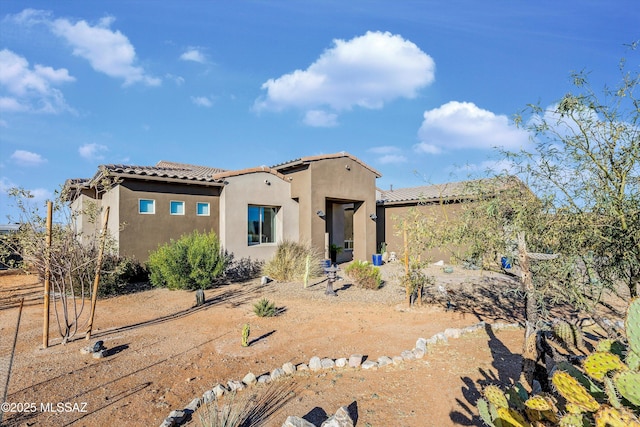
(345, 165), (351, 170)
(264, 179), (271, 185)
(317, 210), (325, 217)
(369, 213), (377, 220)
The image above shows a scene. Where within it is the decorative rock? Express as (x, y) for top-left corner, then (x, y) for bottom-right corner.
(257, 374), (271, 384)
(348, 354), (363, 368)
(184, 397), (200, 413)
(377, 356), (392, 367)
(202, 390), (215, 404)
(361, 360), (377, 370)
(413, 348), (425, 359)
(444, 328), (462, 339)
(282, 415), (316, 427)
(321, 405), (355, 427)
(335, 358), (347, 368)
(242, 372), (257, 385)
(432, 332), (448, 343)
(271, 368), (285, 380)
(309, 356), (322, 371)
(282, 362), (296, 375)
(321, 358), (335, 369)
(297, 363), (309, 371)
(392, 356), (404, 365)
(416, 337), (428, 353)
(401, 350), (416, 361)
(92, 350), (105, 359)
(168, 410), (186, 423)
(227, 380), (245, 391)
(212, 384), (226, 398)
(80, 346), (92, 355)
(159, 417), (176, 427)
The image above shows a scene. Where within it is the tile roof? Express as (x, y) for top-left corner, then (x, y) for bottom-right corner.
(377, 179), (492, 204)
(272, 152), (382, 177)
(93, 161), (227, 184)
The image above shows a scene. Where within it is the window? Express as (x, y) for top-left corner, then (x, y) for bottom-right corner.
(196, 202), (210, 216)
(139, 199), (155, 214)
(248, 205), (277, 245)
(170, 201), (185, 215)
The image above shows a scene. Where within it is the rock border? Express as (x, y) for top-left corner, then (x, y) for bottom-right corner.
(159, 321), (521, 427)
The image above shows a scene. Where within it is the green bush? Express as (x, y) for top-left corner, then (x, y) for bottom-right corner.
(98, 255), (149, 297)
(346, 260), (382, 290)
(147, 230), (228, 290)
(262, 240), (322, 282)
(253, 298), (277, 317)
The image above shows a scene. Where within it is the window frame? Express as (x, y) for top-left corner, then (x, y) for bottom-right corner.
(170, 200), (185, 216)
(196, 202), (210, 216)
(248, 205), (278, 246)
(138, 199), (156, 215)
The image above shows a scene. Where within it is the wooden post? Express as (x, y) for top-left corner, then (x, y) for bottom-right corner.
(85, 207), (110, 340)
(404, 222), (410, 306)
(518, 231), (538, 390)
(42, 201), (52, 349)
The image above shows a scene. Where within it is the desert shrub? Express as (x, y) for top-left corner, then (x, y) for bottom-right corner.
(98, 255), (149, 297)
(253, 298), (277, 317)
(224, 253), (264, 282)
(262, 240), (323, 282)
(147, 230), (228, 290)
(346, 260), (382, 290)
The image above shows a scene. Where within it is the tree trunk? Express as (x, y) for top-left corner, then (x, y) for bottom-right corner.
(518, 232), (539, 391)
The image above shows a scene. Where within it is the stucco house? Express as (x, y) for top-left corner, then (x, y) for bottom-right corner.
(66, 152), (503, 265)
(66, 152), (380, 264)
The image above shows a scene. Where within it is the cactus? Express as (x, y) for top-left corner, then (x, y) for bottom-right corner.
(552, 371), (601, 413)
(613, 371), (640, 406)
(241, 323), (250, 347)
(584, 351), (627, 381)
(475, 298), (640, 426)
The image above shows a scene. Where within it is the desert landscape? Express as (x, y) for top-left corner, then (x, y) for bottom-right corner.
(0, 263), (621, 427)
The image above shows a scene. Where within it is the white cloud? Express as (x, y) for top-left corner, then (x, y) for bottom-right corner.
(368, 146), (407, 164)
(303, 110), (338, 127)
(0, 49), (74, 114)
(10, 150), (47, 166)
(255, 31), (435, 124)
(79, 143), (108, 161)
(165, 73), (185, 86)
(180, 48), (206, 63)
(51, 16), (160, 86)
(5, 8), (52, 26)
(415, 101), (529, 154)
(191, 96), (213, 107)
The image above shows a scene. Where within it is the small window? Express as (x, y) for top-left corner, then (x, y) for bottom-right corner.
(139, 199), (155, 214)
(170, 201), (185, 215)
(196, 202), (210, 216)
(248, 205), (277, 245)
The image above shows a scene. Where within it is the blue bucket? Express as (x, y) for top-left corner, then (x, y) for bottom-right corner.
(501, 256), (511, 269)
(322, 259), (331, 269)
(372, 254), (383, 266)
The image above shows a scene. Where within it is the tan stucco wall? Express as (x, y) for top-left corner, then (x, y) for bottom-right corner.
(219, 172), (299, 261)
(380, 201), (466, 264)
(285, 157), (378, 262)
(117, 180), (221, 262)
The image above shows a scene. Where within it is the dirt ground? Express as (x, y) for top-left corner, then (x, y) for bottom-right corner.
(0, 264), (622, 427)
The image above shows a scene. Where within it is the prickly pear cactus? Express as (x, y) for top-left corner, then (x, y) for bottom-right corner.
(552, 371), (601, 413)
(594, 405), (640, 427)
(613, 370), (640, 406)
(627, 298), (640, 357)
(584, 351), (627, 381)
(484, 385), (509, 408)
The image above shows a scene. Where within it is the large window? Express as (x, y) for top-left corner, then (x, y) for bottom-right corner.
(196, 202), (210, 216)
(139, 199), (155, 214)
(170, 200), (185, 215)
(248, 205), (277, 245)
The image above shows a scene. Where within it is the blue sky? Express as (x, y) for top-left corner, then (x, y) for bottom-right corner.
(0, 1), (638, 221)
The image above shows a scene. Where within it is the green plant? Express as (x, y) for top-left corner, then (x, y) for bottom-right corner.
(147, 230), (228, 290)
(476, 298), (640, 426)
(253, 298), (277, 317)
(262, 240), (323, 282)
(329, 243), (343, 262)
(345, 260), (382, 290)
(98, 255), (149, 297)
(241, 323), (250, 347)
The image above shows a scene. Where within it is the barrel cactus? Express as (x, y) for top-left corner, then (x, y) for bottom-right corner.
(477, 298), (640, 427)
